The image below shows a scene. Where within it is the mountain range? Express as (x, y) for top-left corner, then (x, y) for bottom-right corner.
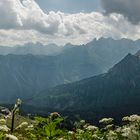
(0, 38), (140, 106)
(30, 53), (140, 121)
(0, 43), (63, 56)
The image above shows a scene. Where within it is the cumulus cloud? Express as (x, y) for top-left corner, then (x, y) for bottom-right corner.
(0, 0), (87, 35)
(0, 0), (57, 34)
(101, 0), (140, 24)
(0, 0), (140, 46)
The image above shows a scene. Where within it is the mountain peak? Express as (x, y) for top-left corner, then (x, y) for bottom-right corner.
(30, 52), (140, 119)
(111, 53), (139, 68)
(107, 53), (140, 80)
(135, 50), (140, 57)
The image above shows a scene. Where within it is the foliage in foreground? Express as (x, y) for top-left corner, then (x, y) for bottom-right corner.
(0, 112), (140, 140)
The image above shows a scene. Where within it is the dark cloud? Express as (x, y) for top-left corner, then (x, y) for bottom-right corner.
(101, 0), (140, 24)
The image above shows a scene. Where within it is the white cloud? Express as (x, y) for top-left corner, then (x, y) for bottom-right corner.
(0, 0), (140, 46)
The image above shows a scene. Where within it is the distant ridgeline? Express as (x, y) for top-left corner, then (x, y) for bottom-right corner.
(29, 53), (140, 122)
(0, 38), (140, 122)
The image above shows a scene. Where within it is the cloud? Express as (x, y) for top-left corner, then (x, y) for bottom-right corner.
(101, 0), (140, 24)
(0, 0), (140, 46)
(0, 0), (57, 34)
(0, 0), (88, 35)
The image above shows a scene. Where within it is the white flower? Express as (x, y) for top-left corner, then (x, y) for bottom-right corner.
(68, 131), (74, 135)
(122, 124), (140, 139)
(20, 122), (28, 126)
(122, 116), (129, 121)
(27, 124), (34, 128)
(107, 130), (118, 140)
(77, 129), (84, 134)
(16, 99), (22, 106)
(99, 118), (114, 124)
(105, 124), (114, 130)
(115, 127), (122, 133)
(5, 134), (18, 140)
(83, 123), (90, 129)
(0, 125), (10, 132)
(15, 122), (28, 130)
(123, 115), (140, 123)
(80, 120), (85, 124)
(121, 127), (131, 137)
(130, 115), (140, 122)
(86, 125), (98, 131)
(25, 124), (34, 131)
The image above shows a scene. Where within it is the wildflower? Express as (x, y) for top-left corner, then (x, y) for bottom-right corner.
(0, 125), (10, 132)
(115, 127), (122, 133)
(16, 99), (22, 106)
(27, 124), (34, 128)
(25, 124), (34, 131)
(121, 125), (139, 139)
(68, 131), (74, 135)
(15, 122), (28, 130)
(122, 116), (129, 122)
(99, 118), (114, 124)
(77, 129), (84, 134)
(86, 125), (98, 131)
(50, 112), (61, 120)
(104, 124), (114, 130)
(5, 134), (18, 140)
(123, 115), (140, 123)
(121, 127), (131, 137)
(75, 120), (86, 128)
(83, 123), (90, 129)
(106, 130), (118, 140)
(80, 120), (85, 124)
(0, 119), (6, 125)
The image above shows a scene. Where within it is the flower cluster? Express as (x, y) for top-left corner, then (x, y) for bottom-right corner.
(0, 112), (140, 140)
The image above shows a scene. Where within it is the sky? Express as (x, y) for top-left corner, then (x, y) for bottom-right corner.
(35, 0), (101, 13)
(0, 0), (140, 46)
